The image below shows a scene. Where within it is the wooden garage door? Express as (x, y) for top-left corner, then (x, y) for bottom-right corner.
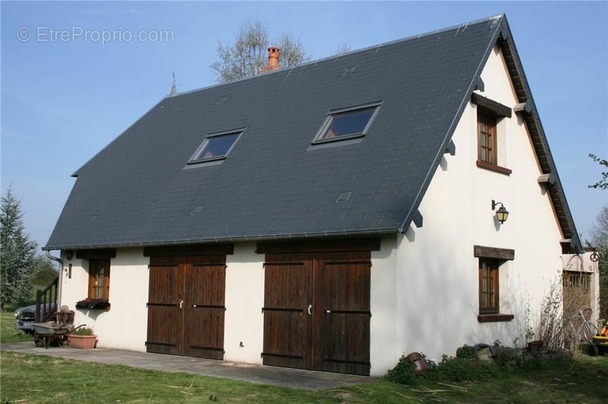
(146, 255), (226, 359)
(184, 259), (226, 359)
(315, 254), (371, 375)
(262, 254), (311, 370)
(147, 258), (180, 355)
(263, 251), (371, 375)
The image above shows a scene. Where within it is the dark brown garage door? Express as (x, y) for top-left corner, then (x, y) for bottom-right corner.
(146, 255), (226, 359)
(263, 251), (371, 375)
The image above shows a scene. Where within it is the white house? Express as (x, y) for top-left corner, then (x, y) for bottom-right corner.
(44, 15), (586, 376)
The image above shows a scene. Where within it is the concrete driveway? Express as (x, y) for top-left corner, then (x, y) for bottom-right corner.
(0, 342), (375, 390)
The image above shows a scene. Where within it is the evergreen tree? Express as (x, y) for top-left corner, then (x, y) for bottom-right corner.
(31, 256), (59, 288)
(210, 19), (310, 83)
(0, 186), (38, 308)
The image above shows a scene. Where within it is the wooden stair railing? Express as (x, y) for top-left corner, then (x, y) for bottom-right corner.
(36, 276), (59, 322)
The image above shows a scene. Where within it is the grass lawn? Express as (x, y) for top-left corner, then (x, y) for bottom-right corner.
(1, 308), (33, 344)
(2, 309), (607, 403)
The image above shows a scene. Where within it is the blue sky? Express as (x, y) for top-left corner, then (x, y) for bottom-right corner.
(1, 1), (607, 250)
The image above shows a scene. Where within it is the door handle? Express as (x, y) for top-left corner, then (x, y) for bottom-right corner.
(179, 300), (184, 309)
(307, 304), (312, 315)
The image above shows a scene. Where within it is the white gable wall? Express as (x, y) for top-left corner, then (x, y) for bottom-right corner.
(383, 45), (565, 366)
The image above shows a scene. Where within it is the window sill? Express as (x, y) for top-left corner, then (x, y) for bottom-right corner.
(311, 133), (365, 145)
(187, 156), (227, 165)
(478, 313), (514, 323)
(476, 160), (512, 175)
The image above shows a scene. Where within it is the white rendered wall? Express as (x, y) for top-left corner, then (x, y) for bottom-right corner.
(60, 243), (267, 362)
(370, 236), (399, 376)
(384, 45), (566, 366)
(58, 254), (88, 323)
(59, 248), (149, 351)
(60, 240), (399, 375)
(223, 242), (265, 364)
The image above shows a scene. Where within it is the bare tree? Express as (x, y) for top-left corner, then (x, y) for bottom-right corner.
(334, 43), (352, 56)
(588, 153), (608, 190)
(210, 19), (310, 83)
(590, 205), (608, 317)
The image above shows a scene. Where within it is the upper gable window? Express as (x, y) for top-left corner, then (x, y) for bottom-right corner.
(477, 111), (497, 165)
(313, 104), (380, 144)
(471, 93), (512, 175)
(189, 130), (242, 164)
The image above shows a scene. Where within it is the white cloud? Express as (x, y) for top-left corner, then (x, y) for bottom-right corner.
(0, 126), (37, 142)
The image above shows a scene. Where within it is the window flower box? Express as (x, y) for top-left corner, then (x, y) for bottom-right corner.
(75, 298), (111, 311)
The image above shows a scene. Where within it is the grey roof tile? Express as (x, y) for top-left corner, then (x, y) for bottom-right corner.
(44, 15), (579, 251)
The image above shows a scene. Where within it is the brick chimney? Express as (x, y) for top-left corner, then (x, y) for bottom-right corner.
(260, 46), (280, 73)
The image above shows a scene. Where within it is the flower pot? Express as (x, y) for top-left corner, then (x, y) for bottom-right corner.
(68, 334), (97, 349)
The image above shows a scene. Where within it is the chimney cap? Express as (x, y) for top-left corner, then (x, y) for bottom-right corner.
(261, 46), (280, 73)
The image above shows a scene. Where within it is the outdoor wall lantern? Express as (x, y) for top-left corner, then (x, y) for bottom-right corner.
(491, 200), (509, 224)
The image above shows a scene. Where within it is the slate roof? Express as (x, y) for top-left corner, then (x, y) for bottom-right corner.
(44, 15), (581, 251)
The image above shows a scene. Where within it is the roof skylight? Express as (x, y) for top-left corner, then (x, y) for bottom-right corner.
(313, 104), (380, 144)
(189, 130), (243, 164)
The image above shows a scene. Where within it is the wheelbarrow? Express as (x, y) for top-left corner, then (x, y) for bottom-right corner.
(32, 322), (86, 349)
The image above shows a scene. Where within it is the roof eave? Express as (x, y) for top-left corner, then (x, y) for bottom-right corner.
(497, 19), (582, 253)
(42, 227), (399, 251)
(398, 15), (507, 234)
(397, 15), (581, 254)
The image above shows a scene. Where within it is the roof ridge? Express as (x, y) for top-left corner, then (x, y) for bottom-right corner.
(167, 14), (505, 99)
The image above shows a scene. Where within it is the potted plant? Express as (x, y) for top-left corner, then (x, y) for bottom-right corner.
(68, 326), (97, 349)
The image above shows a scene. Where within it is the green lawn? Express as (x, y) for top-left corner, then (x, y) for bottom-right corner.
(1, 308), (33, 344)
(2, 308), (607, 403)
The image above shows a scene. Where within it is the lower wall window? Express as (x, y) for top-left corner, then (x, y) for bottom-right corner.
(88, 259), (111, 300)
(479, 258), (499, 314)
(474, 245), (514, 323)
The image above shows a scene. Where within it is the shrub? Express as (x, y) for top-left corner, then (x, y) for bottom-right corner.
(536, 278), (566, 351)
(455, 345), (478, 359)
(387, 351), (503, 385)
(430, 355), (501, 382)
(385, 355), (419, 385)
